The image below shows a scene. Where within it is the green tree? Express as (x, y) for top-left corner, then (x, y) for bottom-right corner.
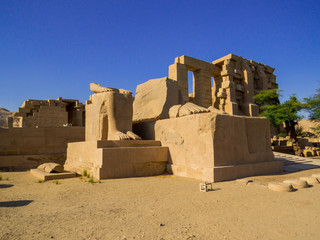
(303, 88), (320, 120)
(254, 89), (303, 156)
(303, 88), (320, 135)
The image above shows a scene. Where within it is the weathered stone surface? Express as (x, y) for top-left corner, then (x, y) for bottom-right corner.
(65, 84), (167, 180)
(211, 54), (277, 117)
(283, 179), (309, 188)
(0, 127), (85, 170)
(312, 173), (320, 178)
(37, 163), (64, 173)
(134, 111), (282, 182)
(11, 98), (85, 128)
(299, 176), (319, 185)
(133, 77), (180, 123)
(86, 84), (141, 141)
(30, 169), (76, 180)
(268, 182), (294, 192)
(65, 140), (168, 179)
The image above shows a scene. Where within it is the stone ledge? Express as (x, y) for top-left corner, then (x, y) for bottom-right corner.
(30, 169), (76, 180)
(168, 160), (283, 182)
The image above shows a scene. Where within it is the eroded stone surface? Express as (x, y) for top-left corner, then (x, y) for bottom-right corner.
(145, 112), (282, 182)
(37, 163), (64, 173)
(299, 177), (319, 185)
(133, 77), (181, 123)
(86, 83), (141, 141)
(11, 98), (85, 128)
(283, 179), (309, 188)
(268, 182), (294, 192)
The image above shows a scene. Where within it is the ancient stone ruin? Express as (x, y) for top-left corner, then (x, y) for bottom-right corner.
(8, 97), (85, 128)
(168, 54), (277, 116)
(64, 54), (282, 182)
(2, 54), (285, 182)
(64, 84), (168, 179)
(0, 98), (85, 170)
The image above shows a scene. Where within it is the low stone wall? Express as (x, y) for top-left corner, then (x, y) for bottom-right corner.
(0, 127), (85, 170)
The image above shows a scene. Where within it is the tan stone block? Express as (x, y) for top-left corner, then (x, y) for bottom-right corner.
(30, 169), (76, 180)
(133, 77), (180, 123)
(37, 163), (64, 173)
(268, 182), (294, 192)
(64, 140), (168, 179)
(283, 179), (309, 188)
(150, 112), (281, 182)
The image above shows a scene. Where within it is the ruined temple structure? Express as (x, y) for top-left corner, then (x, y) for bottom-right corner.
(2, 53), (284, 182)
(169, 54), (278, 116)
(132, 54), (282, 182)
(64, 84), (168, 179)
(9, 97), (85, 128)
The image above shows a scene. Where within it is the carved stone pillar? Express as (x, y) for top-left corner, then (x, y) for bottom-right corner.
(168, 62), (188, 103)
(193, 69), (212, 108)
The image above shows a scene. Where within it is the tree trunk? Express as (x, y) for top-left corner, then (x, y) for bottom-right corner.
(284, 120), (304, 156)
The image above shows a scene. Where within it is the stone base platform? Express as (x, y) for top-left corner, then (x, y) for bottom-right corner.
(30, 169), (76, 180)
(135, 112), (284, 182)
(168, 160), (283, 182)
(64, 140), (168, 179)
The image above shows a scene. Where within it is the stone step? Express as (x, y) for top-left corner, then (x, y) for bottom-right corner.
(96, 140), (162, 148)
(274, 151), (320, 172)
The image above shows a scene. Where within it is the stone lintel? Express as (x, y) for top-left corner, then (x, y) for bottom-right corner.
(175, 55), (220, 76)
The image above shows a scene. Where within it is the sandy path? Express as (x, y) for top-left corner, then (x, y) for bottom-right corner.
(1, 169), (320, 240)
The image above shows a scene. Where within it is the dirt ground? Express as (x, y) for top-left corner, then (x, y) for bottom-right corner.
(1, 169), (320, 240)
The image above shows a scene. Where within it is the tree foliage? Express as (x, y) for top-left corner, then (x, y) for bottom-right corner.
(254, 89), (302, 127)
(254, 89), (303, 156)
(253, 89), (281, 106)
(303, 88), (320, 120)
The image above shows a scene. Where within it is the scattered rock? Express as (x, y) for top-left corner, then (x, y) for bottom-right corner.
(283, 179), (309, 188)
(160, 223), (165, 227)
(268, 182), (294, 192)
(236, 179), (253, 185)
(299, 177), (319, 185)
(37, 163), (64, 173)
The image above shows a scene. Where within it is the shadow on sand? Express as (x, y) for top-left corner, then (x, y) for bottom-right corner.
(0, 184), (14, 189)
(0, 200), (33, 207)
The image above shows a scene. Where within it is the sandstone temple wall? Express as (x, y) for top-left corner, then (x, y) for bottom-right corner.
(0, 127), (85, 170)
(168, 54), (278, 117)
(10, 98), (85, 128)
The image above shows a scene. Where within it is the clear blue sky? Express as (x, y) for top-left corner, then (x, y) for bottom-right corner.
(1, 0), (319, 112)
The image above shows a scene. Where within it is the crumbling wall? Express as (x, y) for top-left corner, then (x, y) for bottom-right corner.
(11, 98), (85, 128)
(167, 54), (278, 117)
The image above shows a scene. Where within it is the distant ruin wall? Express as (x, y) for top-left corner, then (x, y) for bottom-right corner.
(0, 127), (85, 169)
(11, 98), (85, 128)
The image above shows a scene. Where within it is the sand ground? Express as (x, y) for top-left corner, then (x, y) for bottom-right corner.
(1, 169), (320, 240)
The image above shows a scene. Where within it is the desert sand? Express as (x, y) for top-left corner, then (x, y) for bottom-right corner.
(1, 169), (320, 240)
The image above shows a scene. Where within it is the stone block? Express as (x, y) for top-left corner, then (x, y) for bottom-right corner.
(133, 77), (181, 123)
(268, 182), (294, 192)
(283, 179), (309, 188)
(139, 112), (282, 182)
(30, 169), (76, 180)
(37, 162), (64, 173)
(64, 140), (168, 179)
